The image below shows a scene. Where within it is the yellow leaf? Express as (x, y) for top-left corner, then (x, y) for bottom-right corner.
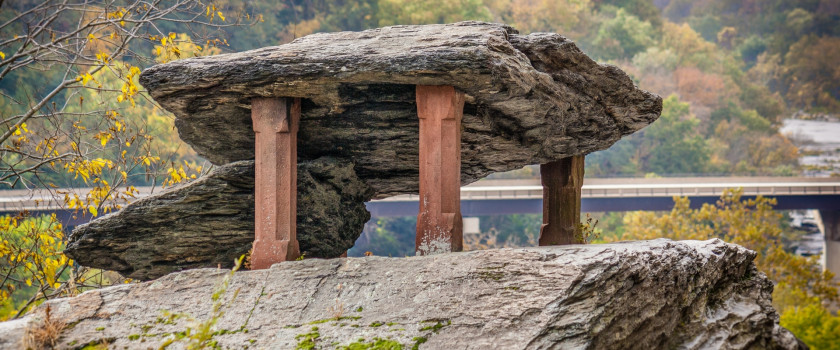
(0, 51), (5, 59)
(25, 279), (32, 287)
(217, 11), (226, 22)
(120, 20), (125, 26)
(87, 33), (96, 41)
(169, 32), (176, 39)
(81, 73), (93, 86)
(89, 205), (98, 217)
(121, 171), (127, 180)
(161, 37), (167, 46)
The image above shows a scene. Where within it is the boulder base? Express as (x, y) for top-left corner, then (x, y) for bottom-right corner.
(4, 239), (803, 349)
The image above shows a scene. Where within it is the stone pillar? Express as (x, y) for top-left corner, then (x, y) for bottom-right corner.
(539, 156), (585, 246)
(250, 97), (301, 269)
(820, 210), (840, 280)
(415, 85), (464, 255)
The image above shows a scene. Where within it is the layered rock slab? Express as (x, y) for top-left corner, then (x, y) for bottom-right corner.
(65, 158), (373, 280)
(4, 239), (803, 349)
(139, 21), (661, 196)
(73, 22), (663, 277)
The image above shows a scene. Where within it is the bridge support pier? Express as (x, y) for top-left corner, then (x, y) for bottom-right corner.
(820, 210), (840, 281)
(539, 156), (585, 246)
(250, 97), (301, 269)
(415, 85), (464, 255)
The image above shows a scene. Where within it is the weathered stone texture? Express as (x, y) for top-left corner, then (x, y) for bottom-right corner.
(70, 21), (664, 280)
(139, 21), (661, 197)
(3, 239), (804, 349)
(65, 158), (372, 280)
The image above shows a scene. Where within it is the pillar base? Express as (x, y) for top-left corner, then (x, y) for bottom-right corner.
(415, 85), (464, 255)
(539, 156), (585, 246)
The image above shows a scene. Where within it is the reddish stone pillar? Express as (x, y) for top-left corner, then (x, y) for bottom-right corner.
(250, 97), (301, 269)
(415, 85), (464, 255)
(539, 156), (585, 246)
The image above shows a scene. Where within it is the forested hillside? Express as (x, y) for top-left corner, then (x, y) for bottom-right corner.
(215, 0), (839, 177)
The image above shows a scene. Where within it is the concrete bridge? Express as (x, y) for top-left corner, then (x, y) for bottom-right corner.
(3, 176), (839, 219)
(366, 177), (840, 216)
(3, 176), (840, 276)
(3, 177), (839, 222)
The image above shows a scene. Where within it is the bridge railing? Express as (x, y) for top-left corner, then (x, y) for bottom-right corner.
(2, 180), (840, 212)
(0, 187), (157, 213)
(581, 183), (840, 198)
(373, 181), (840, 202)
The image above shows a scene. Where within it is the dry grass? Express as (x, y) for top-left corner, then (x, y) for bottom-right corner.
(328, 283), (345, 319)
(328, 298), (345, 320)
(22, 305), (66, 350)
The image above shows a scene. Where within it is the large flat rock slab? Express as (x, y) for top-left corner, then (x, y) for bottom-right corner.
(2, 239), (803, 349)
(139, 21), (661, 196)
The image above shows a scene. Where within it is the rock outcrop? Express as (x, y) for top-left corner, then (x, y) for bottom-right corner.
(68, 21), (662, 276)
(138, 21), (661, 194)
(66, 158), (373, 280)
(2, 239), (804, 349)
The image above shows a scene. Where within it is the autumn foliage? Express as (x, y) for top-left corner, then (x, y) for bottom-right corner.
(0, 0), (253, 320)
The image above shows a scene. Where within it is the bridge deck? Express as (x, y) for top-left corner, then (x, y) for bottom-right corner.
(370, 177), (840, 216)
(377, 177), (840, 201)
(2, 177), (839, 216)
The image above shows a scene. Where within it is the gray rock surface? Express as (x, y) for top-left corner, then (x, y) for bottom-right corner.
(139, 21), (661, 196)
(3, 239), (804, 349)
(65, 158), (373, 280)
